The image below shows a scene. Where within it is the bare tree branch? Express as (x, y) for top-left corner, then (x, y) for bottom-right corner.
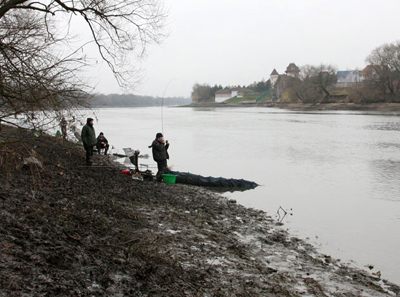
(366, 42), (400, 101)
(1, 0), (168, 90)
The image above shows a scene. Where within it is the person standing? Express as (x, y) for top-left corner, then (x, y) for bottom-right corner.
(81, 118), (96, 165)
(96, 132), (110, 155)
(149, 132), (170, 182)
(60, 117), (67, 140)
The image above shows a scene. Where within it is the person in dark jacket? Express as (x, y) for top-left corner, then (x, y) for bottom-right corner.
(96, 132), (109, 155)
(149, 132), (170, 182)
(60, 117), (67, 140)
(81, 118), (96, 165)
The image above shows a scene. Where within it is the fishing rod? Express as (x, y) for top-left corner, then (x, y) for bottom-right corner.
(161, 79), (175, 136)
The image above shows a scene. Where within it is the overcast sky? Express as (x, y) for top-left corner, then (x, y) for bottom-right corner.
(90, 0), (400, 98)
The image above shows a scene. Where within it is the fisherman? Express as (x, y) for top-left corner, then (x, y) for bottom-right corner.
(60, 117), (67, 140)
(96, 132), (109, 155)
(149, 132), (170, 182)
(81, 118), (97, 165)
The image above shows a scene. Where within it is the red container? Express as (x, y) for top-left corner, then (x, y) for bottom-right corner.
(122, 170), (131, 175)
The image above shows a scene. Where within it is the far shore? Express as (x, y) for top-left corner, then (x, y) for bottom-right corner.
(182, 102), (400, 112)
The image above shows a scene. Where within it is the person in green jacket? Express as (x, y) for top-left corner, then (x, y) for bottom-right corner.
(81, 118), (97, 165)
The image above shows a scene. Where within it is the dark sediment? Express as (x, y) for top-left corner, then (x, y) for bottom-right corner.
(1, 125), (399, 296)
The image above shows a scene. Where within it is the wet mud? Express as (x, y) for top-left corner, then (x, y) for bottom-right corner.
(1, 126), (399, 296)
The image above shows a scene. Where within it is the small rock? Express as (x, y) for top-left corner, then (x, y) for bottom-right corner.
(23, 157), (43, 169)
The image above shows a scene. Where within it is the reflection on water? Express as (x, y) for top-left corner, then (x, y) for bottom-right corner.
(376, 142), (400, 149)
(369, 160), (400, 202)
(92, 106), (400, 285)
(365, 121), (400, 131)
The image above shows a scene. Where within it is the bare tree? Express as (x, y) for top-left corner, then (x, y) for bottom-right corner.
(0, 0), (167, 123)
(288, 64), (337, 104)
(310, 64), (337, 103)
(347, 80), (381, 104)
(1, 11), (88, 125)
(191, 83), (214, 103)
(290, 65), (318, 103)
(1, 0), (168, 93)
(0, 0), (167, 172)
(366, 42), (400, 101)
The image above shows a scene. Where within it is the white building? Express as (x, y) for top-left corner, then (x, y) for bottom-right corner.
(214, 89), (232, 102)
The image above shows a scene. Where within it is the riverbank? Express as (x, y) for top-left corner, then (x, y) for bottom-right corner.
(1, 125), (399, 296)
(185, 102), (400, 113)
(276, 102), (400, 112)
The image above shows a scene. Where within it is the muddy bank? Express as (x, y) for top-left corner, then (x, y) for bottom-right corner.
(0, 125), (399, 296)
(184, 102), (400, 113)
(274, 102), (400, 112)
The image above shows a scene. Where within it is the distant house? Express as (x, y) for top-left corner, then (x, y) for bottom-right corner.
(213, 62), (301, 102)
(359, 65), (380, 82)
(214, 89), (232, 102)
(336, 70), (360, 87)
(214, 88), (256, 102)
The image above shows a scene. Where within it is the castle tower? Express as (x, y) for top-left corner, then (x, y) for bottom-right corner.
(270, 69), (279, 86)
(285, 63), (300, 78)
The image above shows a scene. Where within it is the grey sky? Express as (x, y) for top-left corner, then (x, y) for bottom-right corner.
(91, 0), (400, 98)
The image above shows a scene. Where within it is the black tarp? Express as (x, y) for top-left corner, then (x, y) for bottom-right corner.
(168, 171), (258, 190)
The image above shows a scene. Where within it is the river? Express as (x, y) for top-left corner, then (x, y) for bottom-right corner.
(86, 106), (400, 285)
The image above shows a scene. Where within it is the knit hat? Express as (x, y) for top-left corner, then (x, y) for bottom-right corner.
(156, 132), (163, 139)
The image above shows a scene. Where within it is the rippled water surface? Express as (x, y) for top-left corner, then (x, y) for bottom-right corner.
(91, 106), (400, 284)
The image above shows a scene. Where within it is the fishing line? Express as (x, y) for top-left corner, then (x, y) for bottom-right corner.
(160, 79), (175, 136)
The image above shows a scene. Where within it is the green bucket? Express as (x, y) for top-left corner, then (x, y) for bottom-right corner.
(162, 174), (177, 184)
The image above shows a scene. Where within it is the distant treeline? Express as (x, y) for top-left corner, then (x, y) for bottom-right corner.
(89, 94), (191, 107)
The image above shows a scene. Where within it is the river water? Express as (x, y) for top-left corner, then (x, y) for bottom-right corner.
(88, 106), (400, 285)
